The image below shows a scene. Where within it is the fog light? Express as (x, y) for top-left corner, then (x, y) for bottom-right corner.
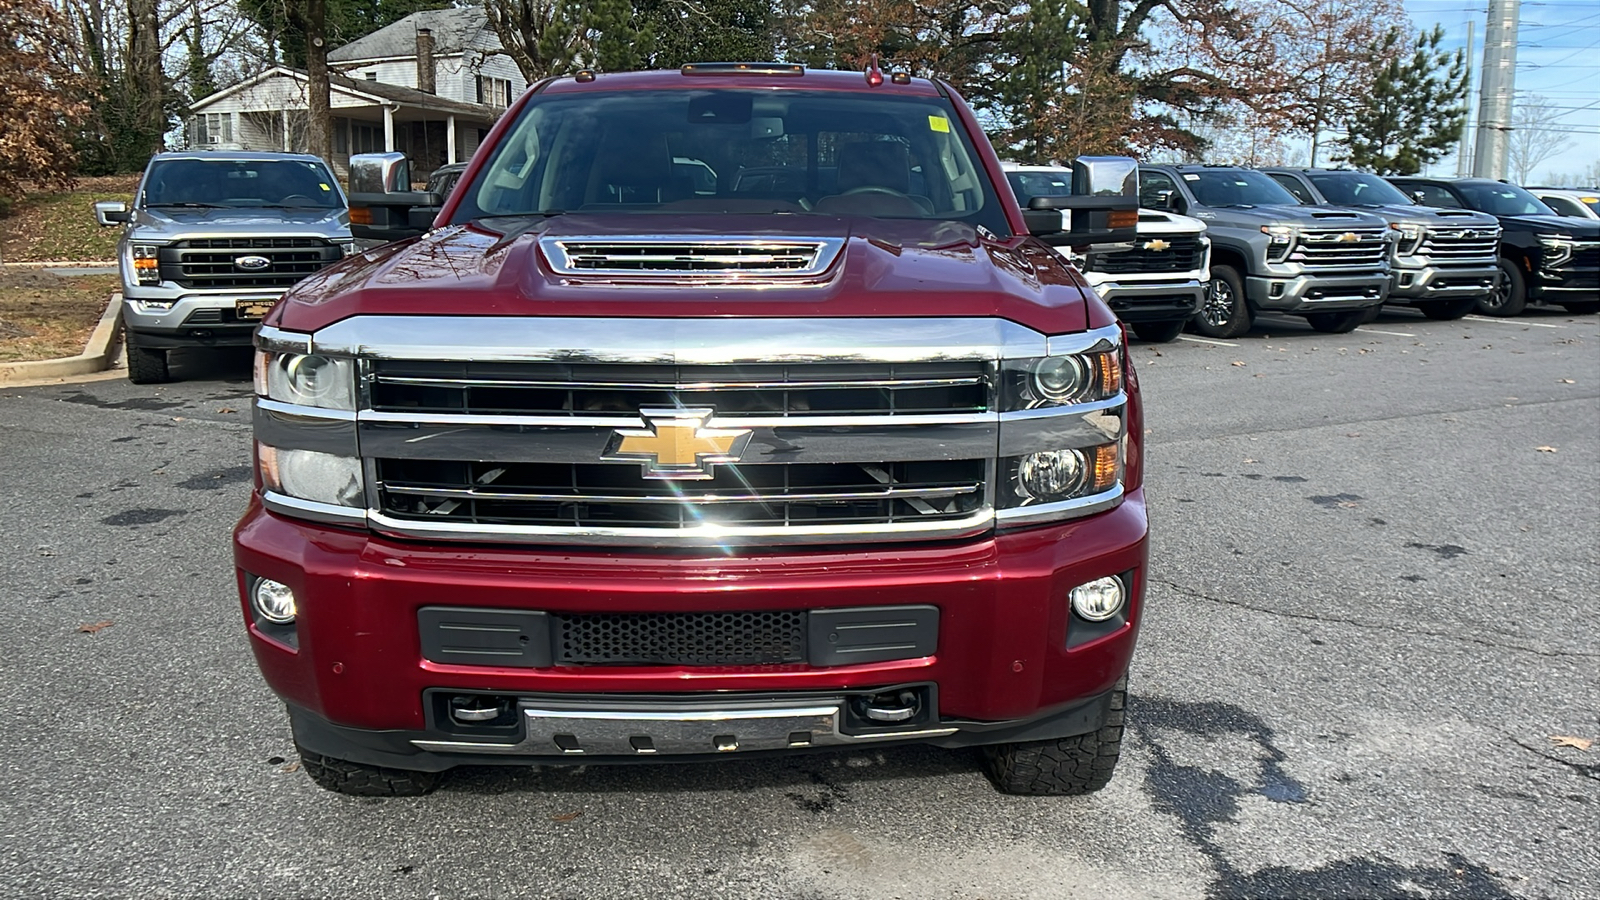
(1069, 576), (1125, 621)
(252, 578), (297, 624)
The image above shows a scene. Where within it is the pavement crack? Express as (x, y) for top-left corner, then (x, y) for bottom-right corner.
(1507, 736), (1600, 782)
(1158, 579), (1600, 660)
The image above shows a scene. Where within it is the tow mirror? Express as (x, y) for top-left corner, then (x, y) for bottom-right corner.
(1021, 156), (1139, 248)
(1158, 190), (1182, 213)
(94, 200), (130, 226)
(1410, 190), (1427, 205)
(347, 152), (440, 243)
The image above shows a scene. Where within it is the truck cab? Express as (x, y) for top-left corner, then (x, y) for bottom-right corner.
(93, 151), (353, 383)
(1005, 163), (1210, 343)
(1139, 165), (1394, 338)
(1263, 168), (1500, 320)
(235, 64), (1150, 797)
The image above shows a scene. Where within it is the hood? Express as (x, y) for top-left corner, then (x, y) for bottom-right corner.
(1494, 214), (1600, 237)
(1136, 209), (1208, 234)
(269, 215), (1094, 335)
(1193, 205), (1387, 228)
(131, 206), (351, 239)
(1336, 204), (1499, 229)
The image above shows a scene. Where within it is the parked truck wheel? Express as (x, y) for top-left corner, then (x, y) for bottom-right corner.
(1305, 310), (1368, 333)
(297, 744), (444, 797)
(1131, 320), (1186, 343)
(1191, 265), (1250, 339)
(126, 343), (171, 385)
(1559, 301), (1599, 315)
(1481, 260), (1527, 317)
(1418, 296), (1479, 320)
(981, 676), (1127, 796)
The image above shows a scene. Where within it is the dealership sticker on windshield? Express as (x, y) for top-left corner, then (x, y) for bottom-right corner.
(320, 183), (331, 191)
(929, 115), (950, 133)
(1183, 174), (1200, 180)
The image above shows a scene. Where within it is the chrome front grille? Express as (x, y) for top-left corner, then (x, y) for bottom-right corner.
(1419, 230), (1499, 262)
(369, 360), (989, 417)
(1291, 229), (1389, 268)
(541, 236), (845, 278)
(159, 237), (341, 289)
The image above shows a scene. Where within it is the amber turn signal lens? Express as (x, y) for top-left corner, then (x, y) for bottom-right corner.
(1090, 444), (1119, 493)
(349, 207), (372, 225)
(1095, 352), (1122, 396)
(1108, 209), (1138, 229)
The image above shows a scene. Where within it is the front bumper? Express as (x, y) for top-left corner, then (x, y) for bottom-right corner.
(1092, 279), (1206, 323)
(1531, 266), (1600, 299)
(122, 292), (277, 347)
(234, 491), (1148, 767)
(1386, 262), (1498, 302)
(1246, 271), (1389, 312)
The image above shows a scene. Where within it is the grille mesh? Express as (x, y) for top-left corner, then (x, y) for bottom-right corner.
(158, 238), (341, 289)
(551, 610), (808, 666)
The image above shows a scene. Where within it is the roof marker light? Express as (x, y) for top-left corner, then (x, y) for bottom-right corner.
(574, 69), (596, 83)
(891, 69), (911, 85)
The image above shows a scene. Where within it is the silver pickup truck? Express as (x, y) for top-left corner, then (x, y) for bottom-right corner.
(94, 151), (353, 383)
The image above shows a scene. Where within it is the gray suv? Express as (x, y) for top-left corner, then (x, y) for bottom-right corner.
(1263, 168), (1500, 320)
(1140, 165), (1393, 338)
(94, 151), (353, 383)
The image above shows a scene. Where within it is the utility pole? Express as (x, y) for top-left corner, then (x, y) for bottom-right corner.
(1473, 0), (1519, 179)
(1456, 19), (1476, 177)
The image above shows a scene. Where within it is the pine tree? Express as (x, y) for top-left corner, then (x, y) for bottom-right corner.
(1338, 25), (1468, 174)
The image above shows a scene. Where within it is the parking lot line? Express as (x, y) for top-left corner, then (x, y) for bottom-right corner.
(1462, 316), (1565, 328)
(1177, 335), (1240, 347)
(1356, 327), (1417, 337)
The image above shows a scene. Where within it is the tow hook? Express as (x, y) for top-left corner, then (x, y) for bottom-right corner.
(854, 689), (921, 724)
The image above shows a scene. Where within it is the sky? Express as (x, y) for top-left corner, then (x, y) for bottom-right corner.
(1402, 0), (1600, 183)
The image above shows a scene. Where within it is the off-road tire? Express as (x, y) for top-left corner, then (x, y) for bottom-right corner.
(1559, 301), (1599, 315)
(1481, 259), (1527, 317)
(1190, 265), (1250, 339)
(126, 344), (170, 385)
(1131, 319), (1186, 343)
(297, 744), (443, 797)
(1418, 296), (1479, 320)
(1305, 309), (1368, 334)
(981, 676), (1127, 796)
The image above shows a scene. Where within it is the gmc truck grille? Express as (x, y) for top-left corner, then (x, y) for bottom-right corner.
(158, 238), (341, 289)
(376, 459), (987, 528)
(1090, 236), (1203, 275)
(1291, 229), (1389, 268)
(1419, 230), (1499, 262)
(551, 610), (807, 666)
(369, 360), (989, 417)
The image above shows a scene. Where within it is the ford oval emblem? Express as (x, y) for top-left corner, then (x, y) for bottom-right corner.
(235, 255), (272, 271)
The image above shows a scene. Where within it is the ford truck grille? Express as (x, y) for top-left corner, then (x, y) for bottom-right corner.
(158, 238), (341, 289)
(1291, 229), (1389, 268)
(551, 610), (807, 666)
(542, 237), (844, 277)
(369, 360), (989, 417)
(376, 459), (987, 529)
(1419, 230), (1499, 262)
(1090, 236), (1203, 275)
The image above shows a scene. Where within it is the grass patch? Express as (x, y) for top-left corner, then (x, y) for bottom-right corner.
(0, 272), (117, 362)
(2, 176), (139, 263)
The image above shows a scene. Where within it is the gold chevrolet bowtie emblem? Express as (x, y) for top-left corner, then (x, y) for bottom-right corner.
(603, 408), (752, 480)
(1142, 239), (1171, 252)
(1337, 232), (1360, 242)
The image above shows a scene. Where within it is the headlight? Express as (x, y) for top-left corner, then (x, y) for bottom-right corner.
(1261, 225), (1297, 262)
(258, 445), (364, 507)
(1540, 236), (1575, 268)
(255, 351), (357, 410)
(1390, 223), (1425, 256)
(1002, 351), (1121, 410)
(131, 244), (162, 285)
(1003, 444), (1120, 506)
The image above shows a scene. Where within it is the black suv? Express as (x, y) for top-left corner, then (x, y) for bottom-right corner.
(1387, 177), (1599, 316)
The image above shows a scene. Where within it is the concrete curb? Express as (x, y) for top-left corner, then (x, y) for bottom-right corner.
(0, 293), (123, 386)
(2, 260), (118, 269)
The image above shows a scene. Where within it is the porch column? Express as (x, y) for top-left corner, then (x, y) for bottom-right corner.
(383, 105), (395, 152)
(280, 109), (290, 151)
(446, 115), (457, 164)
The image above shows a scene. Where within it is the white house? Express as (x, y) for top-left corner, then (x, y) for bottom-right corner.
(186, 9), (529, 176)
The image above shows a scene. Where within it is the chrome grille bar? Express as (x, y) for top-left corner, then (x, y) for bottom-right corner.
(541, 236), (846, 278)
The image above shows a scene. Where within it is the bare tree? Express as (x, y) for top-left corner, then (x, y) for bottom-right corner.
(1508, 94), (1576, 184)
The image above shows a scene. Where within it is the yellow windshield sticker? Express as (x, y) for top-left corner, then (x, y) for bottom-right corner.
(319, 183), (331, 191)
(929, 115), (951, 133)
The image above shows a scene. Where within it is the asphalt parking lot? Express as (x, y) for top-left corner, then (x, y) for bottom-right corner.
(1, 306), (1596, 899)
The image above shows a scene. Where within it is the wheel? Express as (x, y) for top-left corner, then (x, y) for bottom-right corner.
(126, 343), (170, 384)
(1305, 309), (1369, 333)
(1559, 301), (1599, 315)
(981, 675), (1127, 796)
(1480, 259), (1527, 316)
(297, 743), (443, 797)
(1191, 265), (1250, 339)
(1417, 296), (1479, 320)
(1131, 319), (1185, 342)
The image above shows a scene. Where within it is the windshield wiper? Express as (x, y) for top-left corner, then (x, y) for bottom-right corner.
(255, 203), (333, 209)
(147, 202), (229, 209)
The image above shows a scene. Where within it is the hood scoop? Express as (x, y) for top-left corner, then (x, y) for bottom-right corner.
(1309, 211), (1361, 219)
(540, 236), (845, 278)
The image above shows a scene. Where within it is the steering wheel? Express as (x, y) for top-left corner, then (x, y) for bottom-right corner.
(841, 185), (911, 198)
(279, 194), (314, 204)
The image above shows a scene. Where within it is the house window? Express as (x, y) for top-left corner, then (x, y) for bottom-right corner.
(334, 118), (348, 155)
(365, 71), (377, 81)
(476, 76), (511, 107)
(351, 122), (384, 154)
(193, 112), (233, 146)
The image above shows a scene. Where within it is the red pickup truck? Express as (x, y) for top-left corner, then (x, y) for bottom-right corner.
(235, 63), (1149, 797)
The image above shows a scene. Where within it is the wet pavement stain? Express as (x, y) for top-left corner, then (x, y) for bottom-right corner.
(1405, 542), (1469, 560)
(101, 508), (185, 526)
(1272, 475), (1309, 483)
(1308, 493), (1364, 508)
(176, 466), (252, 490)
(61, 393), (184, 412)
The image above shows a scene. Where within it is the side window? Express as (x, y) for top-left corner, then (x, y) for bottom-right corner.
(1138, 170), (1182, 210)
(1543, 195), (1582, 217)
(1408, 183), (1463, 208)
(1269, 174), (1313, 204)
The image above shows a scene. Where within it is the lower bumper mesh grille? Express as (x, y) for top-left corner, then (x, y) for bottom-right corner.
(551, 610), (808, 666)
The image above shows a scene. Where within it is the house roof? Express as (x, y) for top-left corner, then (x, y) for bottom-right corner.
(189, 65), (496, 119)
(328, 8), (496, 63)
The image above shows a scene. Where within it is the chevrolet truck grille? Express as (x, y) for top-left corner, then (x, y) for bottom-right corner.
(1418, 231), (1499, 262)
(1291, 229), (1389, 268)
(158, 238), (341, 290)
(1090, 236), (1203, 275)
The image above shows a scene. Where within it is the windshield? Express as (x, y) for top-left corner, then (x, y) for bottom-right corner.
(141, 159), (343, 209)
(1456, 182), (1558, 217)
(1185, 169), (1301, 208)
(1007, 170), (1073, 202)
(1308, 172), (1413, 207)
(449, 89), (1008, 233)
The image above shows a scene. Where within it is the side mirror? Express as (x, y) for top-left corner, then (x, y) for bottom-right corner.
(1022, 156), (1139, 248)
(1410, 190), (1427, 205)
(94, 200), (130, 226)
(1158, 190), (1182, 213)
(347, 153), (439, 243)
